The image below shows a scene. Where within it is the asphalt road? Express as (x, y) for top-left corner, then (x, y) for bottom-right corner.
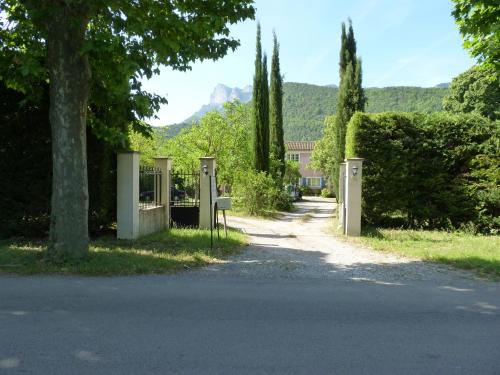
(1, 199), (499, 374)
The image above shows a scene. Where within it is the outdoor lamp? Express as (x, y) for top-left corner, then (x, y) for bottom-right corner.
(352, 166), (359, 176)
(202, 164), (208, 176)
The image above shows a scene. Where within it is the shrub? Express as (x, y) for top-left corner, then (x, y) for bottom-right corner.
(300, 185), (313, 196)
(232, 170), (291, 214)
(345, 111), (499, 233)
(321, 188), (334, 198)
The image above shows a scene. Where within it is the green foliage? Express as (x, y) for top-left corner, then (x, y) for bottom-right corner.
(163, 102), (252, 187)
(283, 161), (302, 185)
(320, 188), (334, 198)
(346, 111), (499, 233)
(261, 53), (270, 172)
(0, 0), (255, 144)
(0, 84), (119, 238)
(232, 170), (291, 215)
(269, 32), (286, 181)
(443, 65), (500, 120)
(310, 115), (337, 179)
(451, 0), (500, 75)
(128, 126), (164, 166)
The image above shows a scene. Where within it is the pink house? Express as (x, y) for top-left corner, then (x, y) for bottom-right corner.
(285, 141), (325, 192)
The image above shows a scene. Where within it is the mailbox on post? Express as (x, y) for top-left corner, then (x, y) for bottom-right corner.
(216, 197), (232, 210)
(216, 197), (232, 237)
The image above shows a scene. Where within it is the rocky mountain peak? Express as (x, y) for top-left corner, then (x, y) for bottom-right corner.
(209, 84), (253, 105)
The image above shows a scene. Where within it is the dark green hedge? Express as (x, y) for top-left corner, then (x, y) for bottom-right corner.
(346, 112), (499, 233)
(0, 84), (119, 238)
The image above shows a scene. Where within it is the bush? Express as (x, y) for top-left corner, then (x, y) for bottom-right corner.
(0, 84), (120, 238)
(321, 188), (334, 198)
(300, 185), (313, 196)
(346, 111), (499, 233)
(232, 170), (291, 214)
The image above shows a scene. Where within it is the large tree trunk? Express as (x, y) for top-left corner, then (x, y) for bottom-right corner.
(46, 6), (91, 261)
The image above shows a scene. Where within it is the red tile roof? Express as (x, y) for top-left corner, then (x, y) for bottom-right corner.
(285, 141), (315, 151)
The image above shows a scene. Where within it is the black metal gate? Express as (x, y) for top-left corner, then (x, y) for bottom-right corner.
(170, 170), (200, 227)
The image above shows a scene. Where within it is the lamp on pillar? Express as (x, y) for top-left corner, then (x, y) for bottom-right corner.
(352, 165), (359, 176)
(202, 165), (208, 176)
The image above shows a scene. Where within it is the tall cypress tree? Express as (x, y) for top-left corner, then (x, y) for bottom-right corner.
(269, 31), (285, 180)
(261, 53), (270, 173)
(252, 23), (265, 171)
(333, 19), (365, 198)
(354, 57), (366, 111)
(339, 23), (347, 77)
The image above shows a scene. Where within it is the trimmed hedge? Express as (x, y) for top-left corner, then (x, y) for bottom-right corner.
(0, 84), (120, 238)
(345, 112), (499, 233)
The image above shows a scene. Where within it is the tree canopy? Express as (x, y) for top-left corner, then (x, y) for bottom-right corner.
(451, 0), (500, 76)
(443, 65), (500, 120)
(0, 0), (256, 142)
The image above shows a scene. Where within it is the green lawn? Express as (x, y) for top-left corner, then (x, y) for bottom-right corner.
(0, 228), (246, 276)
(357, 228), (500, 279)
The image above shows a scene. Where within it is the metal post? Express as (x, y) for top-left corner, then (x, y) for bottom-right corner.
(209, 175), (213, 251)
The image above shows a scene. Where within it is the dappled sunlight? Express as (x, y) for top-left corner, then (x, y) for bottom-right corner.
(0, 357), (20, 369)
(351, 278), (405, 286)
(0, 228), (245, 275)
(0, 310), (30, 316)
(75, 350), (101, 363)
(439, 286), (474, 293)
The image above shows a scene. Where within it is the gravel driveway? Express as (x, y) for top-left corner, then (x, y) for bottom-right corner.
(2, 197), (499, 374)
(202, 197), (482, 284)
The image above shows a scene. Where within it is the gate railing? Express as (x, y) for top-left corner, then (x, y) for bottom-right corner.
(139, 166), (162, 210)
(170, 170), (200, 207)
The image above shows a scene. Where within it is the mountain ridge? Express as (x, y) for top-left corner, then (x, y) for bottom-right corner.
(163, 82), (449, 141)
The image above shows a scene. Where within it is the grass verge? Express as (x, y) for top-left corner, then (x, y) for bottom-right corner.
(355, 228), (500, 279)
(0, 227), (246, 276)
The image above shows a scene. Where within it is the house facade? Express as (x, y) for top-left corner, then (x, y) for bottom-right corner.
(285, 141), (325, 192)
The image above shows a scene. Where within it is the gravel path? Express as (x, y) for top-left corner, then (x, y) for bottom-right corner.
(200, 197), (482, 284)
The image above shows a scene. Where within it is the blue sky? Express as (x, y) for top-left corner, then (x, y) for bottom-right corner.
(142, 0), (474, 125)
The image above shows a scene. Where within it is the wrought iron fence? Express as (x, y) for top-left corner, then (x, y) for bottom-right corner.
(139, 166), (162, 210)
(170, 170), (200, 207)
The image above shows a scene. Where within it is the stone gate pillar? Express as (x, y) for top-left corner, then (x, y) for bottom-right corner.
(345, 158), (364, 236)
(117, 151), (140, 239)
(154, 157), (172, 228)
(338, 162), (346, 231)
(199, 157), (216, 229)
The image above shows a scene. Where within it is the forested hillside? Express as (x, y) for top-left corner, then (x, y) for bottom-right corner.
(282, 83), (449, 140)
(160, 82), (449, 141)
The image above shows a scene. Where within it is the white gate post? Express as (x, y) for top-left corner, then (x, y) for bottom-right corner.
(117, 151), (140, 239)
(345, 157), (364, 236)
(338, 162), (346, 231)
(154, 157), (172, 228)
(199, 157), (216, 229)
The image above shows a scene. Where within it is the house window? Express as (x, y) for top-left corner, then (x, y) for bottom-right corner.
(306, 177), (321, 187)
(286, 153), (300, 162)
